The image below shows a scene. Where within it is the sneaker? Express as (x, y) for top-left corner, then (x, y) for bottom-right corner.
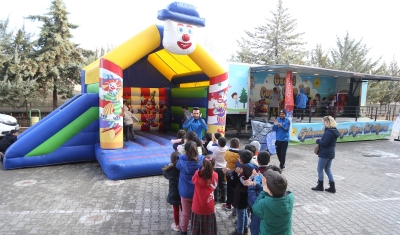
(296, 118), (300, 122)
(281, 165), (286, 170)
(222, 203), (232, 210)
(230, 230), (243, 235)
(170, 222), (180, 232)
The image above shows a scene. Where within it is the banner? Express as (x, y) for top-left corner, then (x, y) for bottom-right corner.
(290, 121), (393, 145)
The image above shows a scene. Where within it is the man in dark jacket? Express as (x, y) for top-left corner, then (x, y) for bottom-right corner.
(0, 130), (19, 163)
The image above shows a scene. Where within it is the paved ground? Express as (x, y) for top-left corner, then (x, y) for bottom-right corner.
(1, 132), (400, 235)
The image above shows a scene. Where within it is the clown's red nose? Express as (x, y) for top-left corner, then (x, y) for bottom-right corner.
(182, 34), (190, 42)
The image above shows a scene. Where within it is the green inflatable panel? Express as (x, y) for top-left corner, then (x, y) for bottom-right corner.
(27, 107), (99, 156)
(171, 87), (208, 98)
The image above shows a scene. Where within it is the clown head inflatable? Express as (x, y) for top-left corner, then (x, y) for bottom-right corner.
(158, 2), (205, 55)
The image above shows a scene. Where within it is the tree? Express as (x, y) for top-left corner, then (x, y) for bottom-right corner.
(229, 37), (258, 64)
(231, 0), (307, 64)
(239, 87), (248, 108)
(27, 0), (84, 109)
(308, 44), (331, 68)
(330, 31), (383, 74)
(367, 57), (400, 104)
(0, 18), (40, 110)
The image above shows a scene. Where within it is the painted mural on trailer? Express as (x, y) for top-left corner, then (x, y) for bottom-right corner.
(226, 64), (249, 114)
(250, 71), (337, 110)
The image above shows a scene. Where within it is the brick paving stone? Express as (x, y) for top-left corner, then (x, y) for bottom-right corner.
(0, 133), (400, 234)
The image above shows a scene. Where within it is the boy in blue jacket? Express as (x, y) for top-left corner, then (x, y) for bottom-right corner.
(272, 109), (290, 170)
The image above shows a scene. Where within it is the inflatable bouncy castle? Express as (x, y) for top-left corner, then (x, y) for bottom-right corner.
(3, 2), (228, 180)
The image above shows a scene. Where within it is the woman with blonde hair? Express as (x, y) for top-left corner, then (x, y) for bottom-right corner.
(312, 116), (340, 193)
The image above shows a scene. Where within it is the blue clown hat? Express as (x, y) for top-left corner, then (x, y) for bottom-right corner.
(157, 2), (206, 27)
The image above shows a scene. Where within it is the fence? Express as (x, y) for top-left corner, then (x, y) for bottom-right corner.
(0, 101), (64, 127)
(293, 104), (399, 123)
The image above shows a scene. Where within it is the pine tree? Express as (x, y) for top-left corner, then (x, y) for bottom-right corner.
(308, 44), (331, 68)
(330, 31), (383, 73)
(239, 87), (248, 108)
(233, 0), (307, 64)
(367, 57), (400, 104)
(229, 37), (258, 64)
(0, 18), (39, 110)
(26, 0), (84, 109)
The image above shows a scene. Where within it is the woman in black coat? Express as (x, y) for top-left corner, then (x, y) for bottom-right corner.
(162, 151), (181, 232)
(312, 116), (340, 193)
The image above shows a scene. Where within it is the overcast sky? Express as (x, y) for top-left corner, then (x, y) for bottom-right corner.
(1, 0), (399, 65)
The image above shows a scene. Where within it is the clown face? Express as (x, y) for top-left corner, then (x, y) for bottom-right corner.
(163, 20), (197, 55)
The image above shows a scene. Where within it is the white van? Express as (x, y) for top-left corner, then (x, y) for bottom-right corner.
(0, 114), (20, 138)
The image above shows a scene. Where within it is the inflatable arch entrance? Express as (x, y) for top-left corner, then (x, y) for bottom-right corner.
(4, 2), (228, 180)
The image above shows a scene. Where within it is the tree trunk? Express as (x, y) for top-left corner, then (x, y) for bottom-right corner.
(53, 82), (58, 110)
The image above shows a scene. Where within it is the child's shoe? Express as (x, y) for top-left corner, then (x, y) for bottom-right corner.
(230, 230), (243, 235)
(244, 227), (249, 235)
(170, 222), (180, 232)
(232, 209), (237, 216)
(222, 203), (231, 210)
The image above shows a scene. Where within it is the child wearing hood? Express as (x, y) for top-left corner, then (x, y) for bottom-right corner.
(176, 141), (205, 235)
(162, 151), (181, 232)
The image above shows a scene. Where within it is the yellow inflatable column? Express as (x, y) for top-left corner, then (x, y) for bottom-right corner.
(99, 58), (124, 149)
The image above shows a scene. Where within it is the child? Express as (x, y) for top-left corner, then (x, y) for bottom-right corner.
(177, 131), (205, 156)
(176, 141), (205, 235)
(207, 134), (228, 203)
(222, 138), (241, 210)
(252, 170), (294, 235)
(244, 144), (259, 168)
(162, 151), (181, 232)
(214, 132), (222, 140)
(249, 151), (272, 184)
(249, 141), (261, 166)
(161, 104), (174, 134)
(227, 150), (258, 235)
(0, 130), (19, 163)
(203, 132), (213, 155)
(171, 130), (186, 151)
(123, 101), (139, 141)
(246, 166), (283, 235)
(190, 155), (218, 235)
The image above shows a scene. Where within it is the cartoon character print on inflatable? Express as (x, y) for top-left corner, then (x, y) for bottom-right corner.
(136, 91), (159, 128)
(209, 89), (228, 125)
(158, 2), (205, 55)
(100, 75), (123, 140)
